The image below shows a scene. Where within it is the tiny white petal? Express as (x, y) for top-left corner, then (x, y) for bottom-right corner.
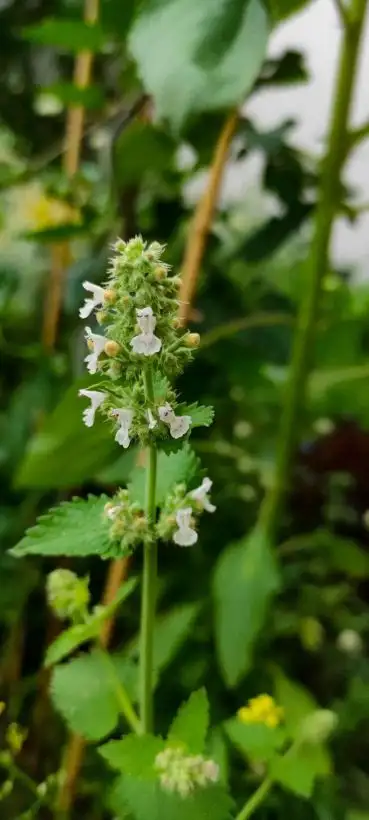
(146, 409), (157, 429)
(158, 403), (175, 423)
(78, 389), (106, 427)
(112, 408), (133, 449)
(190, 476), (216, 512)
(173, 507), (198, 547)
(79, 282), (105, 318)
(130, 332), (162, 356)
(169, 415), (191, 439)
(136, 306), (156, 334)
(84, 327), (106, 374)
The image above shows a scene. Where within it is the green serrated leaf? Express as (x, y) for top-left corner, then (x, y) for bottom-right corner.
(128, 445), (200, 506)
(100, 734), (165, 778)
(11, 495), (111, 559)
(213, 525), (280, 687)
(224, 718), (286, 762)
(129, 0), (268, 131)
(45, 579), (138, 667)
(23, 19), (107, 52)
(178, 402), (214, 428)
(269, 742), (331, 798)
(273, 670), (317, 739)
(168, 689), (209, 753)
(51, 650), (121, 740)
(112, 776), (234, 820)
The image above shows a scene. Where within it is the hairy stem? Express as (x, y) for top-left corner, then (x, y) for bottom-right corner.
(235, 778), (272, 820)
(140, 368), (158, 733)
(259, 0), (368, 542)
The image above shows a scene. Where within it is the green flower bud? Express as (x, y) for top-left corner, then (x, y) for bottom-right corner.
(46, 569), (90, 621)
(300, 710), (338, 744)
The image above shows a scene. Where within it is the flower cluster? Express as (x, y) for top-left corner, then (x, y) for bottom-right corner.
(157, 477), (216, 547)
(46, 568), (90, 621)
(155, 747), (219, 798)
(78, 236), (200, 450)
(237, 695), (284, 729)
(104, 491), (153, 555)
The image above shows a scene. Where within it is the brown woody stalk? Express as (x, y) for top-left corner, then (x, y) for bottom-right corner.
(178, 108), (238, 324)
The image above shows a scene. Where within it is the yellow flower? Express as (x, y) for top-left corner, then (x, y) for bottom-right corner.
(26, 193), (80, 231)
(6, 723), (28, 755)
(237, 694), (284, 729)
(0, 702), (5, 716)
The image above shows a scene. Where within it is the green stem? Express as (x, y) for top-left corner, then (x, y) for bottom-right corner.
(140, 367), (158, 733)
(259, 0), (368, 543)
(235, 778), (272, 820)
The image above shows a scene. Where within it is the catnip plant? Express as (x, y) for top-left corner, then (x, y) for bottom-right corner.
(10, 237), (337, 820)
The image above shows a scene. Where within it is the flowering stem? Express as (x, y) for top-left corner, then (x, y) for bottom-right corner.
(259, 0), (368, 542)
(140, 367), (158, 733)
(235, 778), (272, 820)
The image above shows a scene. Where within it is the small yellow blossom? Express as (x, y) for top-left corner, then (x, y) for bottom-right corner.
(0, 702), (5, 716)
(237, 694), (284, 729)
(6, 723), (28, 755)
(26, 193), (80, 231)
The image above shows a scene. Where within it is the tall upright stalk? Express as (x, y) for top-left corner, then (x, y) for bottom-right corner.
(140, 368), (158, 733)
(260, 0), (368, 543)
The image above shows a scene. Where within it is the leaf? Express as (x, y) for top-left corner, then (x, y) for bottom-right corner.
(100, 734), (165, 777)
(224, 718), (285, 762)
(129, 0), (268, 131)
(51, 650), (123, 740)
(14, 377), (116, 489)
(23, 19), (107, 52)
(123, 603), (200, 697)
(178, 403), (214, 428)
(207, 728), (229, 785)
(257, 50), (309, 88)
(269, 742), (331, 798)
(287, 530), (369, 578)
(45, 579), (138, 666)
(11, 496), (112, 559)
(112, 775), (233, 820)
(213, 526), (280, 687)
(242, 204), (312, 262)
(128, 445), (200, 506)
(39, 82), (104, 110)
(168, 689), (209, 753)
(273, 670), (317, 738)
(267, 0), (314, 22)
(115, 121), (175, 186)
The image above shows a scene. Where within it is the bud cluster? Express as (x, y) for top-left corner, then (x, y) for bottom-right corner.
(78, 236), (199, 451)
(46, 568), (90, 621)
(155, 747), (219, 798)
(104, 491), (153, 554)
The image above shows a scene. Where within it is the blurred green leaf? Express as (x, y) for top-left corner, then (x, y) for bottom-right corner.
(224, 719), (285, 761)
(266, 0), (314, 22)
(111, 776), (233, 820)
(269, 742), (331, 798)
(213, 526), (279, 687)
(273, 670), (317, 738)
(23, 19), (107, 51)
(168, 688), (209, 753)
(100, 734), (165, 776)
(14, 378), (116, 489)
(115, 122), (175, 185)
(39, 83), (104, 110)
(51, 649), (122, 740)
(45, 579), (138, 666)
(129, 0), (268, 130)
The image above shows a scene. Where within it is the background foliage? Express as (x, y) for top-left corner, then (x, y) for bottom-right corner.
(1, 0), (369, 817)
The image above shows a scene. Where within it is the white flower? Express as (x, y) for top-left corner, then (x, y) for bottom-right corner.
(79, 281), (105, 319)
(111, 408), (133, 449)
(84, 327), (106, 374)
(190, 477), (216, 513)
(173, 508), (198, 547)
(158, 403), (191, 439)
(146, 409), (157, 430)
(78, 389), (106, 427)
(130, 306), (162, 356)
